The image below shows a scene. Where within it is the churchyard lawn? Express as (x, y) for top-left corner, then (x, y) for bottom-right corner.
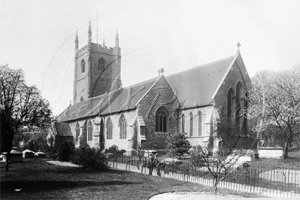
(0, 158), (259, 199)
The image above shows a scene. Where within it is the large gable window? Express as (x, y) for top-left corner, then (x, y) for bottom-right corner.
(189, 112), (193, 137)
(98, 57), (106, 71)
(81, 59), (85, 73)
(155, 106), (168, 132)
(119, 114), (127, 139)
(106, 117), (113, 139)
(236, 82), (244, 128)
(87, 120), (93, 141)
(227, 88), (234, 121)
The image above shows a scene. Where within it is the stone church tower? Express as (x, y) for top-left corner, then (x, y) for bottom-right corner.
(73, 22), (122, 104)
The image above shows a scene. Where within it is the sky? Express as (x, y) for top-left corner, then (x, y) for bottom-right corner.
(1, 0), (300, 115)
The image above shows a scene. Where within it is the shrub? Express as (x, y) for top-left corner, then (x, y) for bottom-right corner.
(72, 145), (109, 170)
(56, 141), (75, 161)
(166, 133), (192, 159)
(190, 145), (205, 167)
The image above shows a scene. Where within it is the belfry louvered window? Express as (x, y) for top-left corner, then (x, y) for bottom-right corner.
(81, 59), (85, 73)
(98, 58), (106, 71)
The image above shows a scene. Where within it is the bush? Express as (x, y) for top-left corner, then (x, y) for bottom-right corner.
(72, 145), (109, 170)
(190, 145), (205, 167)
(56, 141), (75, 161)
(166, 133), (192, 159)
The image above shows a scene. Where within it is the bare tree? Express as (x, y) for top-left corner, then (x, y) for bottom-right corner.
(191, 122), (249, 193)
(247, 67), (300, 158)
(0, 65), (51, 171)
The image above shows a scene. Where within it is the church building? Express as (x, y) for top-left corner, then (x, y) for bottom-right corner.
(54, 22), (251, 154)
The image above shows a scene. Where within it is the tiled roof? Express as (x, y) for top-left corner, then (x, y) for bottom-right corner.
(57, 54), (237, 122)
(57, 78), (156, 122)
(101, 79), (156, 115)
(166, 55), (235, 108)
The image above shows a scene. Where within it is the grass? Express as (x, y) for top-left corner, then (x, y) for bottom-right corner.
(110, 150), (300, 194)
(0, 158), (259, 200)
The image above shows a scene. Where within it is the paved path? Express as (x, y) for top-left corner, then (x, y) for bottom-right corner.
(149, 192), (245, 200)
(47, 160), (79, 167)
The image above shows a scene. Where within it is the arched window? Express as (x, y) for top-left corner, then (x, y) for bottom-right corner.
(75, 123), (80, 141)
(236, 82), (244, 127)
(87, 120), (93, 141)
(119, 114), (127, 139)
(106, 117), (113, 139)
(198, 110), (202, 137)
(155, 107), (168, 132)
(227, 88), (234, 121)
(81, 59), (85, 73)
(189, 112), (193, 137)
(181, 114), (185, 133)
(98, 58), (106, 71)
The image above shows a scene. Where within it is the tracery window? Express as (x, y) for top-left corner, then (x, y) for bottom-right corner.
(236, 82), (244, 128)
(198, 110), (202, 137)
(87, 120), (93, 141)
(189, 112), (193, 137)
(155, 107), (168, 132)
(106, 117), (113, 139)
(119, 114), (127, 139)
(181, 114), (185, 133)
(227, 88), (234, 121)
(75, 123), (80, 141)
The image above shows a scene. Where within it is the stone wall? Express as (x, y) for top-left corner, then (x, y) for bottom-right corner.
(258, 147), (283, 158)
(178, 106), (213, 147)
(214, 57), (251, 132)
(102, 110), (137, 153)
(137, 76), (180, 150)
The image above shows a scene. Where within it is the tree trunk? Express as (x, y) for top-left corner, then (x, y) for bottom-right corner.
(282, 140), (289, 159)
(214, 178), (219, 193)
(5, 148), (11, 172)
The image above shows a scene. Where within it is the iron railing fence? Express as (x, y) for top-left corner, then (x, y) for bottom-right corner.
(107, 154), (300, 195)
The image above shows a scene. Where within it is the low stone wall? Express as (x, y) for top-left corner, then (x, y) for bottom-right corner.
(258, 147), (283, 158)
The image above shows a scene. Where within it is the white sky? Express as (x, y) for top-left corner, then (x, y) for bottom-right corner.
(1, 0), (300, 115)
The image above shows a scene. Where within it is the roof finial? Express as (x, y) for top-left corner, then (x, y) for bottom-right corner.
(237, 42), (241, 53)
(158, 68), (164, 77)
(103, 38), (105, 47)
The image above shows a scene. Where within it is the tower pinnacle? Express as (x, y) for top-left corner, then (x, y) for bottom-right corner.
(75, 30), (79, 50)
(115, 29), (119, 47)
(88, 21), (92, 43)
